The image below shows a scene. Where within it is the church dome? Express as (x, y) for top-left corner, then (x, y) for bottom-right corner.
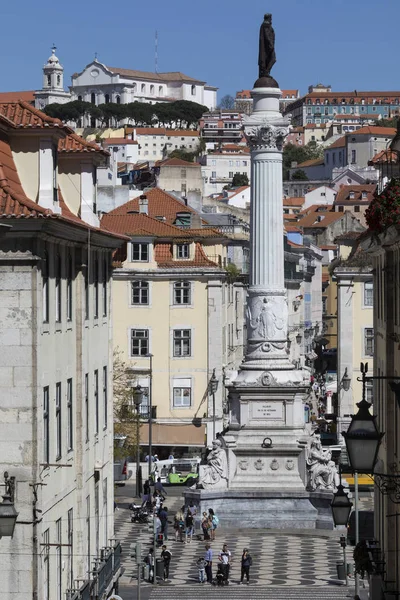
(44, 46), (63, 70)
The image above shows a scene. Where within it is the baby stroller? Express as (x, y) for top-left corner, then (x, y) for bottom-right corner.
(214, 562), (229, 586)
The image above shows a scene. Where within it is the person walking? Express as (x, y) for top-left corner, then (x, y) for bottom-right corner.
(208, 508), (219, 541)
(174, 507), (185, 542)
(204, 543), (213, 583)
(196, 556), (206, 583)
(142, 479), (151, 507)
(185, 508), (194, 543)
(146, 547), (155, 583)
(218, 543), (231, 582)
(161, 544), (172, 581)
(188, 500), (197, 517)
(154, 476), (167, 496)
(159, 505), (169, 541)
(201, 511), (211, 540)
(240, 548), (252, 584)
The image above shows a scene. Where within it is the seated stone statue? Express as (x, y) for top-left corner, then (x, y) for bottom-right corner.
(198, 439), (228, 490)
(306, 437), (338, 491)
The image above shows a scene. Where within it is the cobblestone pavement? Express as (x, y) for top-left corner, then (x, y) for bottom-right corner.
(114, 480), (360, 600)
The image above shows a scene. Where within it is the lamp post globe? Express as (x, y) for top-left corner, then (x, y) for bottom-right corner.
(342, 398), (384, 474)
(296, 333), (302, 345)
(0, 494), (18, 538)
(133, 385), (144, 410)
(341, 368), (351, 392)
(209, 369), (219, 395)
(331, 484), (353, 527)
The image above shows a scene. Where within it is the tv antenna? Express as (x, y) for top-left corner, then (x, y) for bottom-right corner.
(155, 30), (158, 73)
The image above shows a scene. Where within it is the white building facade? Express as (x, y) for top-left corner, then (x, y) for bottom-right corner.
(201, 152), (251, 196)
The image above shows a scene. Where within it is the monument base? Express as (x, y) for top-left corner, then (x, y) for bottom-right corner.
(184, 488), (334, 530)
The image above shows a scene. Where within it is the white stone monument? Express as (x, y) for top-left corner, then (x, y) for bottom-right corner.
(186, 14), (336, 528)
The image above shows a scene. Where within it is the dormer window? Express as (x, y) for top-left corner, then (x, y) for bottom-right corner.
(177, 243), (190, 259)
(349, 192), (355, 199)
(132, 242), (149, 262)
(362, 191), (367, 199)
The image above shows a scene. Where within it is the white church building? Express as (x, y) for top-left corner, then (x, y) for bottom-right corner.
(35, 48), (218, 112)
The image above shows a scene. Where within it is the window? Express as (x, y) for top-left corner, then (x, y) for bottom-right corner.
(173, 329), (191, 357)
(105, 93), (110, 104)
(174, 281), (191, 304)
(47, 75), (51, 87)
(364, 281), (373, 306)
(131, 329), (149, 356)
(322, 296), (327, 314)
(85, 374), (89, 443)
(211, 159), (216, 166)
(131, 242), (149, 262)
(103, 366), (108, 429)
(43, 386), (49, 463)
(67, 509), (73, 592)
(56, 518), (62, 600)
(116, 95), (120, 104)
(173, 379), (191, 407)
(93, 256), (99, 319)
(362, 191), (368, 199)
(95, 482), (100, 555)
(366, 380), (373, 404)
(159, 86), (163, 96)
(94, 370), (99, 435)
(349, 191), (355, 199)
(131, 280), (149, 305)
(141, 83), (145, 93)
(177, 243), (190, 259)
(229, 171), (233, 178)
(56, 382), (62, 460)
(364, 328), (374, 356)
(43, 529), (50, 600)
(181, 168), (186, 178)
(91, 92), (96, 105)
(354, 205), (360, 212)
(67, 252), (73, 321)
(338, 205), (344, 212)
(102, 256), (107, 317)
(211, 171), (216, 178)
(43, 250), (49, 323)
(191, 85), (196, 95)
(351, 149), (357, 163)
(150, 85), (154, 95)
(55, 253), (62, 322)
(57, 74), (61, 86)
(67, 378), (73, 451)
(86, 496), (91, 576)
(103, 478), (108, 546)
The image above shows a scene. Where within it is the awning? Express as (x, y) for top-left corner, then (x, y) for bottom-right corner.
(139, 423), (206, 447)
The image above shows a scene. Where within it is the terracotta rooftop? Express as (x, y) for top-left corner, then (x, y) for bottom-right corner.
(59, 132), (109, 156)
(126, 127), (199, 137)
(0, 91), (35, 104)
(0, 101), (64, 129)
(101, 212), (194, 238)
(158, 158), (200, 167)
(155, 242), (219, 268)
(304, 123), (328, 129)
(369, 149), (398, 164)
(296, 158), (325, 168)
(327, 137), (346, 149)
(105, 67), (204, 84)
(334, 231), (362, 241)
(228, 185), (250, 199)
(283, 197), (305, 207)
(348, 126), (396, 137)
(334, 184), (377, 205)
(296, 210), (345, 229)
(103, 137), (138, 145)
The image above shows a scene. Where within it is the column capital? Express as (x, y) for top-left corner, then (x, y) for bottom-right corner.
(244, 116), (290, 152)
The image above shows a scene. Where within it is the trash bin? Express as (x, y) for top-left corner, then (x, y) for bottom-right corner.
(336, 562), (346, 580)
(156, 558), (164, 578)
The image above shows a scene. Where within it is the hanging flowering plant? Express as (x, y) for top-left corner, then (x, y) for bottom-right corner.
(366, 178), (400, 232)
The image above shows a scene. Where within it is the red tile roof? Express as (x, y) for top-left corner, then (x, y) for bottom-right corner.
(283, 197), (305, 207)
(334, 184), (377, 205)
(349, 126), (396, 136)
(59, 132), (109, 156)
(327, 137), (346, 149)
(103, 137), (138, 145)
(105, 67), (204, 84)
(101, 212), (192, 238)
(0, 101), (64, 129)
(0, 91), (35, 104)
(158, 158), (199, 167)
(304, 123), (328, 129)
(155, 242), (219, 268)
(296, 210), (345, 229)
(296, 158), (324, 168)
(127, 127), (199, 137)
(228, 185), (250, 199)
(369, 149), (398, 164)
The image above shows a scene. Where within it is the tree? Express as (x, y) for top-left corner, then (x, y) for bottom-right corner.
(282, 142), (323, 180)
(168, 149), (196, 162)
(219, 94), (235, 109)
(291, 169), (309, 181)
(113, 348), (139, 460)
(374, 116), (399, 129)
(124, 102), (154, 126)
(232, 173), (249, 187)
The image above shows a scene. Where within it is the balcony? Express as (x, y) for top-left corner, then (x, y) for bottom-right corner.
(95, 548), (113, 599)
(66, 542), (122, 600)
(210, 176), (232, 183)
(139, 405), (157, 421)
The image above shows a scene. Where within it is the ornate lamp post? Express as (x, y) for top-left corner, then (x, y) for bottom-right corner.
(331, 483), (353, 527)
(208, 369), (219, 440)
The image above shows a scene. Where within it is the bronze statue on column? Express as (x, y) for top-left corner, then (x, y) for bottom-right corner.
(255, 13), (279, 88)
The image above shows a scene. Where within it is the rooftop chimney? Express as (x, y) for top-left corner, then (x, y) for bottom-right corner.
(139, 194), (148, 215)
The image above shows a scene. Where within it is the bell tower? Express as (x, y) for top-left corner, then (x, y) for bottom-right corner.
(35, 45), (71, 109)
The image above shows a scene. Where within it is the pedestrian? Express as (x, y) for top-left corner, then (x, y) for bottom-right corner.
(218, 543), (231, 582)
(204, 543), (213, 583)
(161, 544), (172, 581)
(188, 500), (197, 516)
(159, 505), (169, 541)
(208, 508), (219, 541)
(154, 454), (159, 462)
(185, 508), (194, 543)
(174, 508), (185, 542)
(142, 479), (151, 507)
(146, 547), (155, 583)
(168, 453), (174, 460)
(154, 477), (167, 496)
(196, 557), (206, 583)
(240, 548), (252, 584)
(201, 511), (211, 540)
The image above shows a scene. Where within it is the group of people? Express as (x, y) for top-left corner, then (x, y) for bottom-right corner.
(199, 542), (253, 585)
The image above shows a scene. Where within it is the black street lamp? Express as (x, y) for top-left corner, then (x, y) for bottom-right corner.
(331, 483), (353, 527)
(342, 396), (383, 474)
(340, 368), (351, 392)
(0, 473), (18, 538)
(208, 369), (219, 441)
(132, 385), (144, 498)
(296, 333), (302, 344)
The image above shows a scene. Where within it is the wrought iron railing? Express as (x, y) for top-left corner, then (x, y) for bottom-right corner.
(78, 581), (91, 600)
(95, 548), (113, 598)
(113, 541), (122, 575)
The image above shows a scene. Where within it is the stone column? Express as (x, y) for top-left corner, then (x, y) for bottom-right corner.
(242, 88), (292, 371)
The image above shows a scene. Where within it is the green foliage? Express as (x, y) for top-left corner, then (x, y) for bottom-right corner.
(291, 169), (309, 181)
(168, 149), (196, 162)
(375, 116), (399, 128)
(282, 142), (323, 180)
(113, 348), (139, 460)
(232, 173), (249, 187)
(42, 99), (208, 129)
(225, 262), (241, 280)
(366, 177), (400, 232)
(218, 94), (235, 109)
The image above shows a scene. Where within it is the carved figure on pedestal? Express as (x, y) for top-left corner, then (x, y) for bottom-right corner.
(197, 439), (228, 490)
(306, 437), (338, 491)
(248, 297), (287, 341)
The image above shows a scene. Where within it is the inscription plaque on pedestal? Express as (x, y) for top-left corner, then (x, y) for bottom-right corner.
(250, 401), (284, 422)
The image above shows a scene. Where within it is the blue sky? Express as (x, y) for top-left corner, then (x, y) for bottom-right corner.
(1, 0), (400, 100)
